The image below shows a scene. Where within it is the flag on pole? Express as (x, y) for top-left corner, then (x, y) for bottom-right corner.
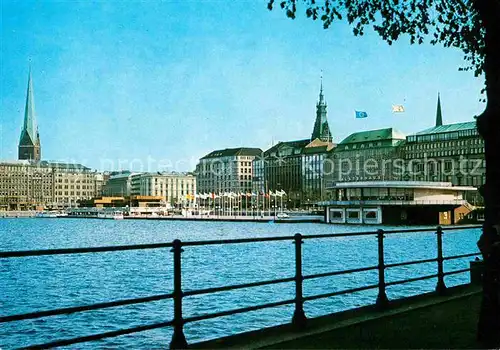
(355, 111), (368, 119)
(392, 105), (405, 113)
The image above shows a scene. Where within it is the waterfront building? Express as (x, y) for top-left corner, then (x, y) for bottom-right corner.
(52, 162), (104, 208)
(196, 148), (262, 194)
(261, 139), (334, 207)
(18, 70), (41, 162)
(130, 172), (196, 206)
(319, 181), (475, 225)
(0, 161), (103, 210)
(262, 139), (309, 204)
(402, 96), (485, 204)
(0, 161), (53, 210)
(102, 171), (135, 197)
(256, 82), (335, 207)
(323, 128), (406, 190)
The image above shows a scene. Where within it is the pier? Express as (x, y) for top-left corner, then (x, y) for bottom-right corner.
(0, 225), (485, 349)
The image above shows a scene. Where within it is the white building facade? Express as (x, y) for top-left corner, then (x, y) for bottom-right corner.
(196, 147), (262, 194)
(130, 172), (196, 206)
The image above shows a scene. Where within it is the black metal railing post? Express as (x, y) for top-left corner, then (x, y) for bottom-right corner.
(376, 229), (389, 310)
(292, 233), (307, 328)
(435, 226), (447, 295)
(169, 239), (187, 349)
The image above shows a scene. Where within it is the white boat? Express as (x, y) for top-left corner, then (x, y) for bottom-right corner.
(97, 211), (124, 220)
(36, 212), (58, 218)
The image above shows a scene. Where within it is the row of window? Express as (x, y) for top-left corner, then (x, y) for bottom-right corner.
(408, 129), (479, 143)
(404, 148), (485, 158)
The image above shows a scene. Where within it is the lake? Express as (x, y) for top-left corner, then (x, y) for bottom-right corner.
(0, 218), (482, 349)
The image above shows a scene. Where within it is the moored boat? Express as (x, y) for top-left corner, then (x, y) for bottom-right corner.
(36, 211), (58, 218)
(97, 211), (124, 220)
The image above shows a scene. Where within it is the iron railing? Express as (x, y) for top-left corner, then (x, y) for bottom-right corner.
(0, 225), (482, 349)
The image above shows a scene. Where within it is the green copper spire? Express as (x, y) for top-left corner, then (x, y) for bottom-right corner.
(18, 68), (41, 161)
(21, 69), (38, 143)
(436, 92), (443, 127)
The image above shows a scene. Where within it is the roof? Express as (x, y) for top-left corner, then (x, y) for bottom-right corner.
(0, 160), (91, 171)
(326, 181), (476, 191)
(108, 173), (136, 180)
(415, 121), (477, 136)
(201, 147), (263, 159)
(41, 161), (91, 171)
(264, 139), (310, 155)
(340, 128), (406, 145)
(0, 160), (32, 166)
(303, 139), (336, 153)
(135, 172), (195, 178)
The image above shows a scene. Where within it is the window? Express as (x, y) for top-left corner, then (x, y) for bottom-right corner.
(348, 211), (359, 219)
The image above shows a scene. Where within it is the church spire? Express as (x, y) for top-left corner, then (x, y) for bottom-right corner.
(311, 75), (333, 143)
(435, 92), (443, 127)
(19, 68), (41, 162)
(319, 73), (324, 104)
(23, 68), (38, 143)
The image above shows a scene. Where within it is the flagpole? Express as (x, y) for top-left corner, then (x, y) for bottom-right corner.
(267, 193), (269, 217)
(256, 193), (259, 218)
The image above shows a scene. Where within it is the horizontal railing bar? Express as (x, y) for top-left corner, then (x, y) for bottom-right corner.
(385, 273), (438, 287)
(0, 243), (174, 258)
(303, 283), (379, 302)
(0, 293), (173, 323)
(1, 226), (483, 258)
(443, 268), (471, 276)
(183, 298), (295, 324)
(21, 320), (174, 349)
(383, 225), (482, 235)
(443, 252), (481, 261)
(440, 225), (483, 232)
(385, 257), (437, 269)
(183, 277), (295, 297)
(303, 265), (378, 280)
(302, 231), (378, 239)
(181, 235), (293, 246)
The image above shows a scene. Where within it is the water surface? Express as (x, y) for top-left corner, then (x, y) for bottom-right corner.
(0, 219), (481, 349)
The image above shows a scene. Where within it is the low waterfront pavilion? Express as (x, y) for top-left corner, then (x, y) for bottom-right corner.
(319, 181), (476, 225)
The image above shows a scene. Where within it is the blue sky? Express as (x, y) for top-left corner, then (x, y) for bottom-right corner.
(0, 0), (485, 172)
